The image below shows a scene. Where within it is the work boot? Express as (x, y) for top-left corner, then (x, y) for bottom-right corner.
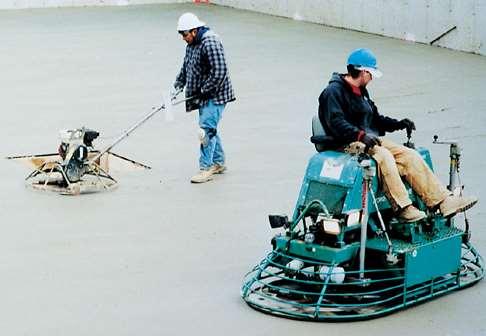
(439, 195), (478, 218)
(211, 164), (227, 174)
(398, 205), (427, 222)
(190, 169), (214, 183)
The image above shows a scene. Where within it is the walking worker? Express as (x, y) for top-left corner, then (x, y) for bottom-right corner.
(318, 48), (477, 222)
(172, 12), (235, 183)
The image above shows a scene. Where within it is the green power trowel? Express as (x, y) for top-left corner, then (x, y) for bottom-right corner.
(240, 117), (484, 321)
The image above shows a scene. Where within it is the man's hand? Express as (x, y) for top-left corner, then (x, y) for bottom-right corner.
(361, 133), (382, 151)
(170, 86), (183, 101)
(399, 118), (416, 134)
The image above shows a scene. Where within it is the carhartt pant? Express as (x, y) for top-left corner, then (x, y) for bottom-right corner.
(368, 138), (450, 210)
(198, 100), (225, 170)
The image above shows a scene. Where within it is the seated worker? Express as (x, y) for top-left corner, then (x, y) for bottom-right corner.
(318, 48), (477, 222)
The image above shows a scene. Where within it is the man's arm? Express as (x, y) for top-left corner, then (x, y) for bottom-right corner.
(369, 99), (403, 134)
(174, 52), (188, 89)
(200, 38), (227, 96)
(319, 89), (361, 143)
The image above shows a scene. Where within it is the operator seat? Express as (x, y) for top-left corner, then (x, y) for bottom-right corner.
(310, 115), (341, 152)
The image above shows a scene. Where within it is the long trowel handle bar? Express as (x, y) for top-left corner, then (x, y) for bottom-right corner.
(89, 95), (195, 164)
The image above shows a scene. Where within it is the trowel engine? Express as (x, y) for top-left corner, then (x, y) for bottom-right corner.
(9, 99), (167, 194)
(58, 128), (99, 183)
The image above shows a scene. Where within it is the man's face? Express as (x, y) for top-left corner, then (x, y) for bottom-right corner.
(361, 70), (373, 87)
(180, 29), (197, 45)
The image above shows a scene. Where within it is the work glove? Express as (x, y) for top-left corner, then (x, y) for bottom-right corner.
(361, 133), (382, 151)
(399, 118), (416, 134)
(170, 86), (183, 102)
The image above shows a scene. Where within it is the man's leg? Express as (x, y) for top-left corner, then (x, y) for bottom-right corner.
(191, 100), (224, 183)
(212, 134), (226, 173)
(379, 138), (449, 208)
(211, 104), (226, 173)
(367, 141), (426, 222)
(380, 138), (477, 217)
(369, 143), (413, 210)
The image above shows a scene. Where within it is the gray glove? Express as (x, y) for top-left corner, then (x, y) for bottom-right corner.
(170, 86), (183, 102)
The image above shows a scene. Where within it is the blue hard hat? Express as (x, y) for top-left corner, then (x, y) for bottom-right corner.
(347, 48), (382, 78)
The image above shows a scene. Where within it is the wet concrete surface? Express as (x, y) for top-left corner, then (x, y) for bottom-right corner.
(1, 3), (485, 336)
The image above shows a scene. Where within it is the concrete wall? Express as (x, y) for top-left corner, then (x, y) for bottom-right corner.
(210, 0), (486, 56)
(0, 0), (186, 9)
(1, 0), (484, 56)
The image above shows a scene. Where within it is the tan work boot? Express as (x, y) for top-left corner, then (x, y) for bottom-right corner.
(212, 164), (227, 174)
(398, 205), (427, 222)
(439, 195), (478, 218)
(190, 169), (214, 183)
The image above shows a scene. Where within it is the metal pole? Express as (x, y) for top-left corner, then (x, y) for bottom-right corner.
(369, 186), (392, 248)
(89, 96), (194, 164)
(89, 105), (164, 164)
(359, 159), (373, 280)
(448, 143), (461, 194)
(432, 135), (461, 193)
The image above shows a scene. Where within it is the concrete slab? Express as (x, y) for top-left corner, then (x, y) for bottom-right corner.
(0, 3), (485, 336)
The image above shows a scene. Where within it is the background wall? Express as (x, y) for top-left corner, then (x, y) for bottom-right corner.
(1, 0), (485, 56)
(210, 0), (486, 56)
(0, 0), (186, 9)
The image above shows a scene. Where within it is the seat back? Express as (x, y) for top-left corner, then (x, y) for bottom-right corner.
(310, 115), (339, 152)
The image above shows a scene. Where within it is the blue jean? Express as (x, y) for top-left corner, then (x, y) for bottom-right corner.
(199, 100), (226, 170)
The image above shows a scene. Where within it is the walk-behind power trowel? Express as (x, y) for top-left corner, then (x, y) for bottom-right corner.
(241, 116), (484, 321)
(7, 94), (191, 195)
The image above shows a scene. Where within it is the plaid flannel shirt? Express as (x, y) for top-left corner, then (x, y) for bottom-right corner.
(174, 29), (235, 110)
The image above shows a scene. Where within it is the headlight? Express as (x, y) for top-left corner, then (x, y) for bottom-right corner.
(317, 214), (341, 235)
(286, 259), (304, 272)
(320, 218), (341, 235)
(318, 265), (345, 283)
(346, 210), (361, 227)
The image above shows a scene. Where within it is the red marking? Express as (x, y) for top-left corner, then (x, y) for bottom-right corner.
(362, 180), (367, 209)
(357, 130), (365, 141)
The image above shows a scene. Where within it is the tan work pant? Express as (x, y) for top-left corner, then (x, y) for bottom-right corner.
(358, 138), (449, 211)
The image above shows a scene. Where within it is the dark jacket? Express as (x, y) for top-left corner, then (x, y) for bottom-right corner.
(175, 27), (235, 111)
(318, 73), (401, 144)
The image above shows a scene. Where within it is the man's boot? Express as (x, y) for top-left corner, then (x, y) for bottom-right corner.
(439, 195), (478, 218)
(190, 169), (214, 183)
(398, 205), (427, 222)
(212, 164), (226, 174)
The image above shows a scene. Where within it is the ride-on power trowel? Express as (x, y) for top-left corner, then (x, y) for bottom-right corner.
(241, 116), (484, 321)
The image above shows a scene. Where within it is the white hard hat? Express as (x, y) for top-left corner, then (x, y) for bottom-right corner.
(177, 13), (205, 32)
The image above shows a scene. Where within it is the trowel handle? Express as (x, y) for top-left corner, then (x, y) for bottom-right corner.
(90, 95), (198, 164)
(404, 128), (415, 149)
(171, 95), (196, 106)
(406, 127), (413, 140)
